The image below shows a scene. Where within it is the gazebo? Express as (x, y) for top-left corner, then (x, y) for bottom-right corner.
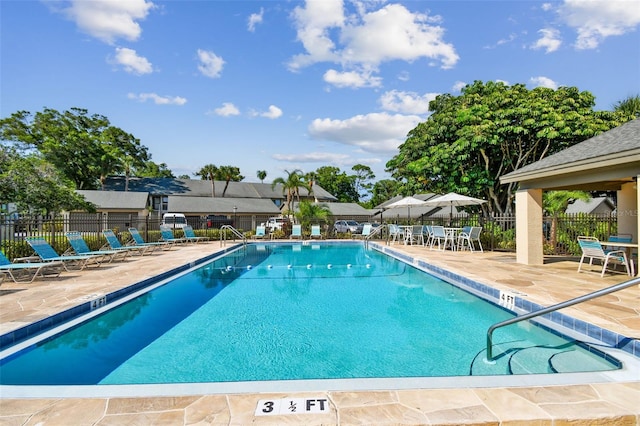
(500, 118), (640, 269)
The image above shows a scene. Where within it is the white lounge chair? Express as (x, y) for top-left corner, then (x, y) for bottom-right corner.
(577, 236), (630, 277)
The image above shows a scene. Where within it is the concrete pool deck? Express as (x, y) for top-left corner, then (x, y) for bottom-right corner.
(1, 240), (638, 425)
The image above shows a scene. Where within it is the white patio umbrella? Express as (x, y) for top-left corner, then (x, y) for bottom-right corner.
(384, 196), (427, 223)
(422, 192), (486, 223)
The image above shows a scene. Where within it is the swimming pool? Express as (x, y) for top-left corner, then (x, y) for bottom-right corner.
(0, 242), (633, 394)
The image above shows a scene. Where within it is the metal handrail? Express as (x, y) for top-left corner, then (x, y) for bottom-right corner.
(219, 225), (246, 246)
(364, 225), (385, 247)
(486, 276), (640, 361)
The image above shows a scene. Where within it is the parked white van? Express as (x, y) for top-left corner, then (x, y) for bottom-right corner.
(161, 213), (188, 229)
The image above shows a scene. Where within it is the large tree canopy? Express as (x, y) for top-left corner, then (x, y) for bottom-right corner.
(0, 107), (151, 190)
(385, 81), (628, 214)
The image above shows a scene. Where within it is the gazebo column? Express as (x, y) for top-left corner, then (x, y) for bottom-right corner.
(617, 179), (639, 243)
(515, 188), (544, 265)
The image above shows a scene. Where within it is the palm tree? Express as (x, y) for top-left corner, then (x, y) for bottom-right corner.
(195, 164), (219, 197)
(217, 165), (244, 197)
(295, 200), (331, 230)
(613, 94), (640, 119)
(256, 170), (267, 183)
(543, 190), (591, 250)
(271, 169), (303, 213)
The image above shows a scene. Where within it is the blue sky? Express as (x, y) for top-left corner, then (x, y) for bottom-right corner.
(2, 1), (639, 183)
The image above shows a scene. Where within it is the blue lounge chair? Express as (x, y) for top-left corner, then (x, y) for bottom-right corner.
(102, 229), (153, 255)
(0, 252), (64, 283)
(310, 225), (322, 239)
(160, 225), (187, 244)
(577, 236), (630, 277)
(128, 228), (172, 250)
(25, 237), (103, 270)
(183, 225), (209, 243)
(253, 225), (267, 239)
(290, 224), (302, 239)
(65, 231), (129, 262)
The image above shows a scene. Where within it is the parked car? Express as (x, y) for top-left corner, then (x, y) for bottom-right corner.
(333, 220), (364, 234)
(206, 214), (234, 228)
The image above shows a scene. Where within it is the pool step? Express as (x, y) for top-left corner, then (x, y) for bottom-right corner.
(548, 348), (617, 373)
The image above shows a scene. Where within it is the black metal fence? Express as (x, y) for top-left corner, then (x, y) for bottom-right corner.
(0, 212), (621, 260)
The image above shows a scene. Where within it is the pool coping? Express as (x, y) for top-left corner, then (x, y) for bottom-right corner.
(1, 241), (639, 399)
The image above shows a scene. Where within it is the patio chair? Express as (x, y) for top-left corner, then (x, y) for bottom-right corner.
(577, 236), (631, 277)
(25, 237), (104, 271)
(65, 231), (129, 262)
(160, 225), (188, 244)
(253, 225), (268, 239)
(128, 228), (173, 250)
(388, 224), (402, 244)
(423, 226), (434, 247)
(407, 225), (425, 245)
(457, 227), (483, 252)
(430, 226), (454, 251)
(183, 225), (210, 243)
(290, 224), (302, 239)
(102, 229), (154, 255)
(357, 223), (373, 239)
(310, 225), (323, 239)
(0, 252), (64, 283)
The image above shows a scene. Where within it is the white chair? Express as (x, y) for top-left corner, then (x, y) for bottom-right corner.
(430, 226), (453, 250)
(310, 225), (323, 239)
(577, 236), (630, 277)
(458, 226), (483, 252)
(388, 224), (402, 244)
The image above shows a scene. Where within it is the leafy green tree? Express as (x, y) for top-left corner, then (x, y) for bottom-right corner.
(137, 161), (174, 178)
(272, 169), (304, 213)
(216, 165), (244, 197)
(386, 81), (626, 214)
(0, 108), (150, 190)
(295, 200), (331, 229)
(369, 179), (400, 208)
(543, 190), (591, 250)
(312, 166), (359, 203)
(256, 170), (267, 183)
(613, 94), (640, 119)
(352, 164), (375, 201)
(0, 147), (94, 215)
(195, 164), (219, 197)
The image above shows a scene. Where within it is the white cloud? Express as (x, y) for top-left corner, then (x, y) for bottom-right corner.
(127, 92), (187, 105)
(112, 47), (153, 75)
(248, 8), (264, 32)
(252, 105), (283, 119)
(289, 1), (458, 87)
(452, 81), (467, 92)
(197, 49), (225, 78)
(308, 112), (422, 153)
(60, 0), (155, 44)
(323, 69), (382, 88)
(378, 90), (438, 114)
(530, 76), (559, 89)
(273, 152), (350, 163)
(531, 28), (562, 53)
(559, 0), (640, 49)
(211, 102), (240, 117)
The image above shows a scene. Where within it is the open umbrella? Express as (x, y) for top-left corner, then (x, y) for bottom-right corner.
(422, 192), (486, 224)
(384, 196), (427, 224)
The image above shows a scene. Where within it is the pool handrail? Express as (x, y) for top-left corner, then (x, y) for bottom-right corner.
(220, 224), (247, 246)
(486, 276), (640, 361)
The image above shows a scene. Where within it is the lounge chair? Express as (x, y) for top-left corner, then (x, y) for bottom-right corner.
(102, 229), (154, 255)
(577, 236), (631, 277)
(290, 224), (302, 239)
(0, 252), (64, 283)
(160, 225), (188, 244)
(253, 225), (267, 239)
(25, 237), (104, 270)
(183, 225), (209, 243)
(128, 228), (173, 250)
(65, 231), (129, 262)
(357, 224), (373, 240)
(310, 225), (322, 239)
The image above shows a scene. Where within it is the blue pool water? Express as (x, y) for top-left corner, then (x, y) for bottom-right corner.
(0, 243), (619, 385)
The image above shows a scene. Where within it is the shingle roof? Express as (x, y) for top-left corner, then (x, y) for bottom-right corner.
(77, 190), (149, 210)
(167, 196), (281, 215)
(103, 177), (337, 201)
